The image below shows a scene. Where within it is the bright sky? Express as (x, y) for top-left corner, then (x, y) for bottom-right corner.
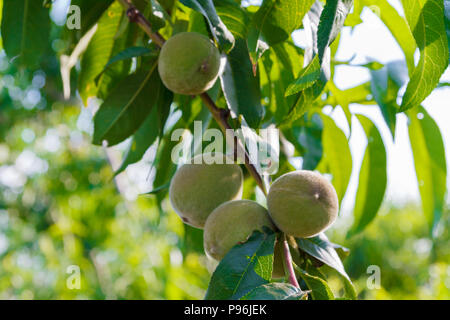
(293, 0), (450, 214)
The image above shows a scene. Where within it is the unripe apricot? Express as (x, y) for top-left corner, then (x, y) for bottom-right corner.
(267, 170), (338, 238)
(158, 32), (221, 95)
(169, 153), (243, 229)
(203, 200), (275, 260)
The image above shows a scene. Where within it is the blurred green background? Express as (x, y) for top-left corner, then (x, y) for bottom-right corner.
(0, 0), (448, 300)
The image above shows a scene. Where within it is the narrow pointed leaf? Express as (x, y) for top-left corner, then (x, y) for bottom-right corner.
(115, 107), (161, 176)
(296, 233), (351, 282)
(70, 0), (114, 36)
(262, 42), (304, 123)
(144, 182), (171, 195)
(399, 0), (449, 111)
(320, 114), (352, 204)
(180, 0), (235, 52)
(285, 56), (321, 97)
(445, 0), (450, 58)
(295, 266), (334, 300)
(281, 1), (331, 125)
(317, 0), (353, 63)
(294, 113), (323, 171)
(93, 63), (172, 146)
(220, 39), (263, 128)
(251, 0), (315, 54)
(348, 115), (387, 237)
(78, 1), (124, 104)
(205, 231), (276, 300)
(97, 46), (154, 80)
(214, 0), (249, 39)
(1, 0), (50, 68)
(408, 107), (447, 236)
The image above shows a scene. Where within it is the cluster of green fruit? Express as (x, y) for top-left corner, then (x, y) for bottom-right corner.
(169, 153), (339, 278)
(159, 32), (339, 277)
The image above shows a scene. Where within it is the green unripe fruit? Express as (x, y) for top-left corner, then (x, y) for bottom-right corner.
(203, 200), (275, 260)
(169, 153), (243, 229)
(158, 32), (221, 95)
(267, 170), (338, 238)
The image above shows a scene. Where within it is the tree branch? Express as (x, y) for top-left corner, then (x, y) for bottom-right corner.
(117, 0), (267, 195)
(282, 234), (300, 288)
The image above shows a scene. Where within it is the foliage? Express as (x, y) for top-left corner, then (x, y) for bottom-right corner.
(0, 0), (448, 300)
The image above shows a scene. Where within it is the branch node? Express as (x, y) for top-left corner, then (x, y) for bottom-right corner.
(126, 7), (139, 23)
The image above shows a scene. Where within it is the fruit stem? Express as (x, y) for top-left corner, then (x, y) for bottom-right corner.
(282, 233), (300, 288)
(118, 0), (267, 196)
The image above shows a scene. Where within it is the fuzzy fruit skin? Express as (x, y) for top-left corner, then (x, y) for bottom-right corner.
(203, 200), (275, 260)
(267, 170), (338, 238)
(158, 32), (221, 95)
(169, 153), (243, 229)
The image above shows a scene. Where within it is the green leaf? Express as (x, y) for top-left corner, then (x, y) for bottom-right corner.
(144, 182), (171, 195)
(320, 114), (352, 204)
(96, 46), (155, 81)
(248, 0), (315, 64)
(327, 81), (373, 129)
(332, 243), (350, 261)
(370, 61), (409, 139)
(341, 273), (357, 300)
(295, 266), (334, 300)
(78, 1), (124, 104)
(285, 55), (321, 97)
(214, 0), (249, 39)
(280, 1), (332, 125)
(399, 0), (449, 112)
(317, 0), (353, 63)
(147, 1), (167, 31)
(70, 0), (114, 36)
(241, 283), (307, 300)
(93, 63), (173, 146)
(159, 0), (177, 13)
(220, 39), (263, 129)
(296, 233), (351, 282)
(1, 0), (50, 68)
(408, 107), (447, 236)
(347, 115), (387, 237)
(282, 78), (327, 126)
(296, 234), (356, 300)
(438, 82), (450, 88)
(445, 1), (450, 59)
(358, 0), (416, 74)
(152, 133), (180, 204)
(252, 0), (315, 45)
(205, 230), (276, 300)
(247, 24), (270, 65)
(96, 24), (147, 100)
(115, 107), (161, 176)
(294, 113), (323, 171)
(180, 0), (235, 52)
(261, 42), (304, 123)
